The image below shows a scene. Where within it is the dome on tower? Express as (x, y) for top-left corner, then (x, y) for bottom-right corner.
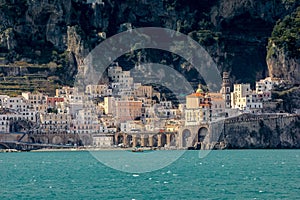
(196, 84), (203, 93)
(196, 88), (203, 93)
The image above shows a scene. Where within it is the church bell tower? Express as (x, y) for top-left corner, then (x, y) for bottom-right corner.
(221, 72), (231, 109)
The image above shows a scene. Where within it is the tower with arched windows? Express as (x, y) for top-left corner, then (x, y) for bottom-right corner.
(221, 72), (231, 109)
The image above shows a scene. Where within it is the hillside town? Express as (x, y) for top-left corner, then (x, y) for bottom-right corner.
(0, 63), (286, 148)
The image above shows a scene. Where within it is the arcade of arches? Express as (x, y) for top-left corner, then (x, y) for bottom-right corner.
(180, 127), (209, 148)
(114, 127), (209, 148)
(114, 132), (177, 148)
(18, 127), (209, 148)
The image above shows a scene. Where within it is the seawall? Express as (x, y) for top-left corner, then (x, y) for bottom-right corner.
(221, 113), (300, 148)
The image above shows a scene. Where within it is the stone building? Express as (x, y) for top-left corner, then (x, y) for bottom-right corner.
(221, 72), (231, 108)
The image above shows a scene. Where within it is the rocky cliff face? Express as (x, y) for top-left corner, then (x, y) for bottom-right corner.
(267, 46), (300, 84)
(223, 114), (300, 149)
(0, 0), (299, 88)
(267, 6), (300, 85)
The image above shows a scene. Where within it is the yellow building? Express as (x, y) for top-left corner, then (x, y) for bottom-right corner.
(231, 84), (263, 112)
(104, 96), (115, 115)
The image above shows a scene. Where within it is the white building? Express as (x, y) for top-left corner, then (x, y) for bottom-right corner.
(255, 77), (277, 101)
(22, 92), (47, 111)
(231, 84), (263, 112)
(160, 101), (173, 109)
(108, 65), (134, 97)
(40, 113), (70, 133)
(0, 95), (9, 108)
(120, 120), (143, 133)
(245, 94), (263, 112)
(85, 84), (112, 97)
(92, 134), (114, 148)
(108, 65), (134, 89)
(256, 77), (279, 93)
(66, 92), (86, 117)
(71, 108), (102, 134)
(153, 104), (179, 119)
(0, 114), (10, 133)
(5, 96), (28, 112)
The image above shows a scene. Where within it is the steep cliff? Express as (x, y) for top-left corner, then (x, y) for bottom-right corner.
(223, 114), (300, 149)
(267, 6), (300, 85)
(0, 0), (299, 93)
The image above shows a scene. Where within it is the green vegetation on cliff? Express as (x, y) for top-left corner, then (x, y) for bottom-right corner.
(268, 6), (300, 59)
(0, 0), (300, 95)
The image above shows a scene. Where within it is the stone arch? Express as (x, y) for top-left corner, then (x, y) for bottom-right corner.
(67, 137), (75, 145)
(117, 134), (124, 145)
(170, 133), (176, 146)
(198, 127), (209, 143)
(152, 135), (158, 147)
(161, 134), (166, 147)
(39, 136), (49, 144)
(126, 135), (132, 147)
(134, 135), (141, 147)
(182, 129), (191, 147)
(52, 136), (63, 144)
(81, 135), (92, 146)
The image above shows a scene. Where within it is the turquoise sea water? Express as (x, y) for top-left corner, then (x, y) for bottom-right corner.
(0, 150), (299, 200)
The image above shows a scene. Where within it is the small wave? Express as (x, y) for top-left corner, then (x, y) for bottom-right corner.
(132, 174), (139, 177)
